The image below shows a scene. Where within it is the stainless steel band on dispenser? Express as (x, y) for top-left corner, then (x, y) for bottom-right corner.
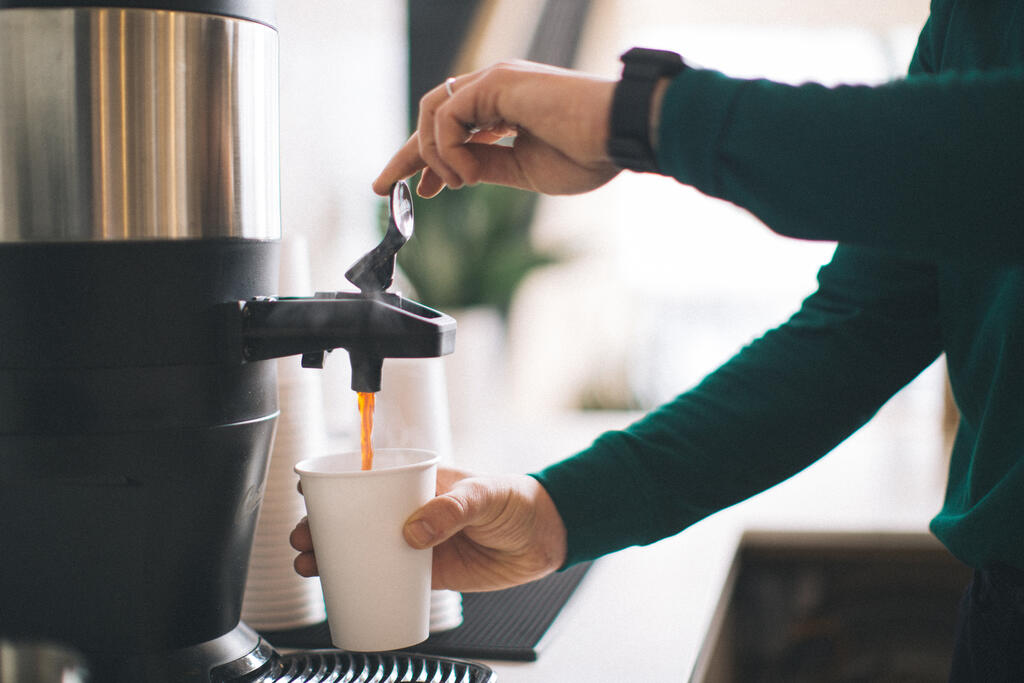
(0, 7), (280, 242)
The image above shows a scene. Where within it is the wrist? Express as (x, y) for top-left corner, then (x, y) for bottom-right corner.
(528, 476), (568, 571)
(607, 47), (686, 173)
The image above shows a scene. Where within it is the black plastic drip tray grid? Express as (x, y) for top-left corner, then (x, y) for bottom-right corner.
(258, 651), (495, 683)
(263, 561), (592, 662)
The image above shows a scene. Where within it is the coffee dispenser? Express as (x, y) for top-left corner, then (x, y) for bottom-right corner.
(0, 2), (479, 681)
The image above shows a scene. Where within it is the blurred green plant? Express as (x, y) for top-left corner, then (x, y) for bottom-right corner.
(385, 183), (561, 317)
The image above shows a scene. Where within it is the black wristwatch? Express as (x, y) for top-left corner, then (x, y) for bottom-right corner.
(607, 47), (686, 172)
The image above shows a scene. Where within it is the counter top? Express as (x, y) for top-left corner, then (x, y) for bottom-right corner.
(451, 405), (949, 681)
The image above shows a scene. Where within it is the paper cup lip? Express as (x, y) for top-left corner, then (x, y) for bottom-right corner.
(295, 448), (438, 478)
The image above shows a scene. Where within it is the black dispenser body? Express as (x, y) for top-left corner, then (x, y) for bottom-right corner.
(0, 243), (457, 683)
(0, 240), (281, 674)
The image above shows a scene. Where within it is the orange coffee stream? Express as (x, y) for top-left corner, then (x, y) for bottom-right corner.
(357, 391), (375, 470)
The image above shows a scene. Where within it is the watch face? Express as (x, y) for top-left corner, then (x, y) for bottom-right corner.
(390, 181), (414, 239)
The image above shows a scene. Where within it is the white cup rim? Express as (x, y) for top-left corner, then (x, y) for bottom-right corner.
(295, 448), (438, 479)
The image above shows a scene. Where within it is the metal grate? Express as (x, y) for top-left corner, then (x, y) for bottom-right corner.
(251, 650), (496, 683)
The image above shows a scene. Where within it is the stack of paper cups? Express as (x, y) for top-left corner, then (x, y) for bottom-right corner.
(242, 236), (328, 631)
(376, 357), (463, 633)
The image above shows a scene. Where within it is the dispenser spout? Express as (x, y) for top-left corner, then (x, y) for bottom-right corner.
(230, 291), (455, 393)
(348, 351), (384, 394)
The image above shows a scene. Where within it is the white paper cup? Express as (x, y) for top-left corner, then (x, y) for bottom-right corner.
(295, 448), (438, 652)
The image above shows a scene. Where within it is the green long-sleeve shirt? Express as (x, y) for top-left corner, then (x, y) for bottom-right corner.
(533, 0), (1024, 571)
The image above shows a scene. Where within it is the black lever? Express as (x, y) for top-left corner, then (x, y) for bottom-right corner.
(234, 292), (455, 392)
(344, 181), (414, 294)
(225, 181), (455, 393)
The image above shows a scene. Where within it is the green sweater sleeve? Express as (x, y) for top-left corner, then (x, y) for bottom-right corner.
(534, 246), (943, 566)
(533, 1), (1021, 567)
(656, 56), (1024, 265)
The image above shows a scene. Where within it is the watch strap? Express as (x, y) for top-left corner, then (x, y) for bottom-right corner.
(608, 47), (685, 172)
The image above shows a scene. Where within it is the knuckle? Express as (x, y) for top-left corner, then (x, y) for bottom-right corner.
(432, 491), (471, 524)
(293, 552), (316, 577)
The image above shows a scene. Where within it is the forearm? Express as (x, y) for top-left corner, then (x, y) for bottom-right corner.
(534, 247), (943, 566)
(655, 66), (1024, 264)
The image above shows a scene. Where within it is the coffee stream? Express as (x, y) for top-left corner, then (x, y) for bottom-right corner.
(357, 391), (375, 470)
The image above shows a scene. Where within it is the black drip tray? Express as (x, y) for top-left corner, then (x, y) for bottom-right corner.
(248, 650), (495, 682)
(414, 562), (592, 661)
(262, 562), (592, 662)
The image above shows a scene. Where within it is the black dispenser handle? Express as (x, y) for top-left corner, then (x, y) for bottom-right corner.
(344, 181), (414, 294)
(227, 291), (455, 392)
(223, 181), (453, 393)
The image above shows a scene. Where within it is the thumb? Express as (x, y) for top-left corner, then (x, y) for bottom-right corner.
(403, 478), (496, 549)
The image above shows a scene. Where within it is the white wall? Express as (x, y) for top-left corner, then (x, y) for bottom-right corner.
(277, 0), (407, 276)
